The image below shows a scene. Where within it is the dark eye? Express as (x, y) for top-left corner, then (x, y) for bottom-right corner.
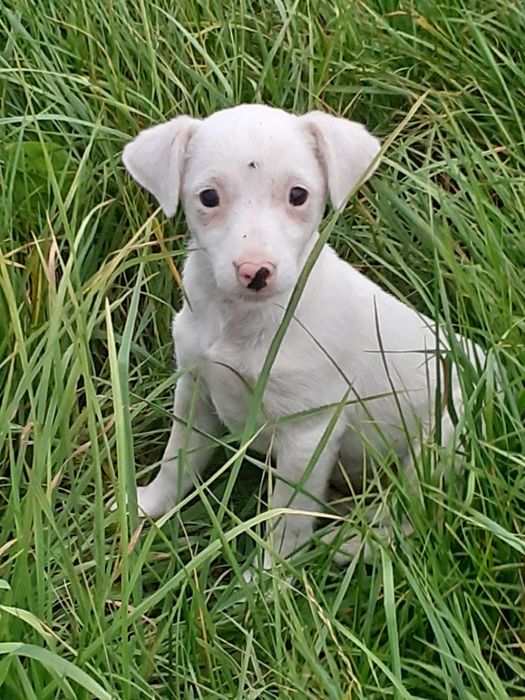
(199, 188), (220, 207)
(289, 186), (308, 206)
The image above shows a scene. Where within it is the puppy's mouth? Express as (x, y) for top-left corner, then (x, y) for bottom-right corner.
(240, 284), (277, 303)
(243, 287), (273, 301)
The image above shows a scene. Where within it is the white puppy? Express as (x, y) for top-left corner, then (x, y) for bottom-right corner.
(122, 104), (475, 565)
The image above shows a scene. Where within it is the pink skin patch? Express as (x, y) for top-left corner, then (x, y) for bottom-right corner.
(235, 261), (276, 290)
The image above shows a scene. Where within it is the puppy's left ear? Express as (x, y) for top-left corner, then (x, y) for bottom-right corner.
(122, 116), (200, 217)
(300, 111), (381, 210)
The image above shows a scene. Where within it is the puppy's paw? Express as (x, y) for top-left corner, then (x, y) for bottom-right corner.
(136, 484), (174, 517)
(109, 484), (174, 518)
(321, 529), (373, 564)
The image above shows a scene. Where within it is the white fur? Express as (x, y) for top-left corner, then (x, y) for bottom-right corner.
(122, 104), (478, 566)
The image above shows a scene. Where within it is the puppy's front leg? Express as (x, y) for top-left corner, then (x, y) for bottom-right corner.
(137, 372), (220, 517)
(264, 423), (341, 567)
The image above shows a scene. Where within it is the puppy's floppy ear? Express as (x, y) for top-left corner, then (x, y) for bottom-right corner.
(300, 111), (381, 210)
(122, 116), (199, 217)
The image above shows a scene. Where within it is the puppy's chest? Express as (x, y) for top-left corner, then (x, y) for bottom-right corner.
(199, 329), (339, 435)
(200, 335), (271, 432)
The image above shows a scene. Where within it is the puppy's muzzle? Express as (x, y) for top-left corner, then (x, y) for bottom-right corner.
(235, 261), (276, 291)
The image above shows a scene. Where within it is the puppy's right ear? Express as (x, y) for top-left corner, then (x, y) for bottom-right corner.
(122, 116), (199, 217)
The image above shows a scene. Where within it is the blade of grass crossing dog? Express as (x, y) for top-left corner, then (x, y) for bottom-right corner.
(381, 549), (402, 696)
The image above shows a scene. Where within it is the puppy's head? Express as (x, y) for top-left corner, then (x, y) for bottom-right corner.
(123, 104), (380, 301)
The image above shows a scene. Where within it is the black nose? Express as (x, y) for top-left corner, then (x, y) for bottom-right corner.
(247, 266), (270, 291)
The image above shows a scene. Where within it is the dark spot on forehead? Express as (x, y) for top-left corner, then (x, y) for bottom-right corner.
(248, 161), (258, 169)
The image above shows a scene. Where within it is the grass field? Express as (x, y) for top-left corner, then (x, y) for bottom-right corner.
(1, 0), (524, 697)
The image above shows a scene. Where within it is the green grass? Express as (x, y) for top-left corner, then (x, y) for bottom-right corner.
(1, 0), (524, 697)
